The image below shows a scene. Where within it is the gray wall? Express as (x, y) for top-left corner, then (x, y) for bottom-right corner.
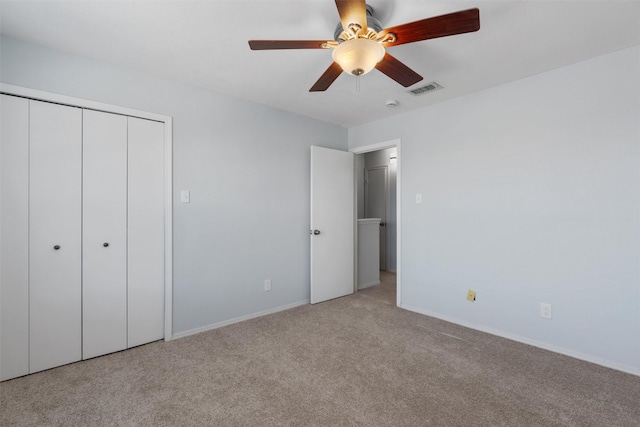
(0, 36), (348, 336)
(349, 46), (640, 373)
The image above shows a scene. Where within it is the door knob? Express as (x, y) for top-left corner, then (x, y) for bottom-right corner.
(53, 245), (60, 250)
(103, 242), (109, 247)
(380, 222), (386, 226)
(313, 230), (321, 235)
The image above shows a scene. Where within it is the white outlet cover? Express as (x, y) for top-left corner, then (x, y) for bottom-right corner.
(415, 193), (422, 204)
(540, 303), (552, 319)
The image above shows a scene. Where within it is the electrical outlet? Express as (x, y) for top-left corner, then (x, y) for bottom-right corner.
(264, 279), (272, 292)
(540, 303), (552, 319)
(466, 289), (476, 302)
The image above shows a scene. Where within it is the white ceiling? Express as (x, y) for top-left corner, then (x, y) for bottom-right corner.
(1, 0), (639, 127)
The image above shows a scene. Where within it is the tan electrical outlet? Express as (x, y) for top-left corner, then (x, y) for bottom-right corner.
(466, 290), (476, 302)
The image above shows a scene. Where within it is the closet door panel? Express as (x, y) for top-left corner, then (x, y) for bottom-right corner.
(0, 95), (30, 380)
(29, 100), (82, 373)
(128, 117), (165, 347)
(82, 110), (128, 359)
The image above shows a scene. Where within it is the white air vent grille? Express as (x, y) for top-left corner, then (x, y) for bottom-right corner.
(409, 82), (443, 96)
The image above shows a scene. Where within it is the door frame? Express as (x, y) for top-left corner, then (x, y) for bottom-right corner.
(350, 139), (401, 306)
(0, 83), (175, 341)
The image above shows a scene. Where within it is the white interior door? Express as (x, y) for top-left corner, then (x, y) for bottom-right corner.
(127, 117), (165, 347)
(365, 166), (388, 271)
(0, 94), (30, 380)
(29, 100), (82, 373)
(310, 146), (354, 304)
(82, 109), (128, 359)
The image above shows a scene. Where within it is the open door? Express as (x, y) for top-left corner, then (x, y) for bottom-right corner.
(310, 146), (354, 304)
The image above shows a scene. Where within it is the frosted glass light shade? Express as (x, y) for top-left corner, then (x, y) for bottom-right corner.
(332, 39), (385, 76)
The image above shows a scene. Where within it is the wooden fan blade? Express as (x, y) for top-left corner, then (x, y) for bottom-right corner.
(335, 0), (368, 33)
(379, 8), (480, 47)
(375, 53), (423, 87)
(249, 40), (331, 50)
(310, 62), (343, 92)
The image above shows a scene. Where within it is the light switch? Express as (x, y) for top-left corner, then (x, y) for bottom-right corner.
(181, 190), (190, 203)
(415, 193), (422, 204)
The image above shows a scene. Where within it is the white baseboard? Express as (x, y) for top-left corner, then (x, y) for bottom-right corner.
(358, 281), (380, 290)
(400, 304), (640, 377)
(171, 300), (309, 340)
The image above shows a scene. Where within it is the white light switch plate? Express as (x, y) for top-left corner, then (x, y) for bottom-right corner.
(181, 190), (190, 203)
(415, 193), (422, 204)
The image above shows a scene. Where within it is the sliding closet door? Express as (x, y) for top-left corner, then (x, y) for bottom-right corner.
(0, 95), (29, 380)
(127, 117), (165, 347)
(29, 100), (82, 373)
(82, 110), (128, 359)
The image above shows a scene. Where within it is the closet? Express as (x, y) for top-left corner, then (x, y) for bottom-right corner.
(1, 94), (166, 381)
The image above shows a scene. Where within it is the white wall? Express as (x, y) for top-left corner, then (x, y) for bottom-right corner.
(349, 46), (640, 374)
(0, 36), (348, 336)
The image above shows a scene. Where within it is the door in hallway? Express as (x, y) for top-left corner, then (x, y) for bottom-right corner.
(365, 166), (387, 271)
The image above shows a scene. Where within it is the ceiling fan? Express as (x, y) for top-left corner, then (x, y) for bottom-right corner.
(249, 0), (480, 92)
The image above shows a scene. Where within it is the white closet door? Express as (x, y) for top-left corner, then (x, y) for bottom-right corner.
(127, 117), (165, 347)
(29, 100), (82, 373)
(82, 110), (128, 359)
(0, 95), (30, 380)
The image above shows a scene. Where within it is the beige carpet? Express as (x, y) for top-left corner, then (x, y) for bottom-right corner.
(2, 272), (639, 426)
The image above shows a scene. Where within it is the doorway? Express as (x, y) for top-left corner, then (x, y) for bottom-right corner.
(351, 139), (401, 306)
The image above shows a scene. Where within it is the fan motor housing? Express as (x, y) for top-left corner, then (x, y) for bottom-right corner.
(333, 5), (383, 42)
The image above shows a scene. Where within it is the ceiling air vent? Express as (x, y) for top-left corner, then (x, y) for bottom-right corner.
(409, 82), (443, 96)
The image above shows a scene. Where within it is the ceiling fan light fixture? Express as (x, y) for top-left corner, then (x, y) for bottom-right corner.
(332, 38), (385, 76)
(249, 3), (480, 92)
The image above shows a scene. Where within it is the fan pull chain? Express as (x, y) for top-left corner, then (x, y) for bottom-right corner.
(356, 75), (360, 93)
